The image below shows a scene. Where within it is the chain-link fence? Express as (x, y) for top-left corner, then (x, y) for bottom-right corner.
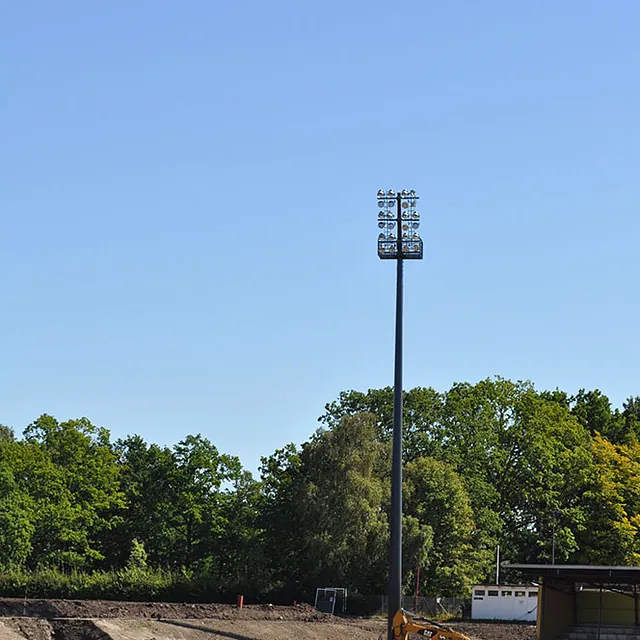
(378, 595), (471, 619)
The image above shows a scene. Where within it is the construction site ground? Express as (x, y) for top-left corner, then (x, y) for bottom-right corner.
(0, 598), (536, 640)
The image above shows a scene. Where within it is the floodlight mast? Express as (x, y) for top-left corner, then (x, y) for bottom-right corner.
(377, 189), (423, 640)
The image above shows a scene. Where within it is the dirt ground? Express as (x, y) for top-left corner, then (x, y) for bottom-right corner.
(447, 621), (536, 640)
(0, 598), (536, 640)
(0, 599), (325, 621)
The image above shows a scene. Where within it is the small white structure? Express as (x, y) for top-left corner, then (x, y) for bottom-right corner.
(471, 585), (538, 621)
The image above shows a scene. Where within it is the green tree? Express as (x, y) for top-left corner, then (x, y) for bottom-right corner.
(171, 434), (237, 570)
(0, 439), (35, 569)
(571, 389), (626, 443)
(259, 443), (305, 596)
(22, 414), (123, 568)
(114, 433), (257, 577)
(261, 414), (392, 596)
(298, 414), (390, 593)
(319, 378), (598, 576)
(621, 396), (640, 442)
(113, 435), (178, 567)
(577, 435), (640, 564)
(496, 395), (593, 564)
(209, 465), (265, 591)
(623, 396), (640, 421)
(126, 539), (148, 571)
(319, 387), (445, 461)
(404, 457), (487, 595)
(0, 424), (14, 442)
(539, 389), (571, 409)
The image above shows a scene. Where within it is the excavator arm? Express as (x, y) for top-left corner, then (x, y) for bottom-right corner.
(391, 609), (472, 640)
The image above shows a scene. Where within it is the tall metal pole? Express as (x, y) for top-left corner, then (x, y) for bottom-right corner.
(414, 565), (421, 614)
(377, 188), (422, 640)
(388, 194), (404, 640)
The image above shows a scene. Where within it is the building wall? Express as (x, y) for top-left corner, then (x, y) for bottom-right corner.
(575, 589), (636, 625)
(539, 580), (574, 640)
(471, 585), (538, 622)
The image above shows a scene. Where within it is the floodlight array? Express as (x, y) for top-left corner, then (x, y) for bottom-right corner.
(377, 189), (423, 260)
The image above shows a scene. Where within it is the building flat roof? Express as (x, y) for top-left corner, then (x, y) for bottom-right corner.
(504, 564), (640, 584)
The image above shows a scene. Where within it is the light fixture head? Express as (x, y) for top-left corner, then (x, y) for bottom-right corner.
(378, 188), (422, 260)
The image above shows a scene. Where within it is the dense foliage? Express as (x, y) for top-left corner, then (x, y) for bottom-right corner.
(2, 378), (640, 601)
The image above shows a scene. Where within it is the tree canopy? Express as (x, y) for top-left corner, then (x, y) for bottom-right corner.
(1, 377), (640, 600)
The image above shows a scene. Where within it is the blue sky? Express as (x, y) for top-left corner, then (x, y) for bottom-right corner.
(2, 1), (639, 474)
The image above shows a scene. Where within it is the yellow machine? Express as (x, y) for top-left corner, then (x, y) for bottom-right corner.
(391, 609), (472, 640)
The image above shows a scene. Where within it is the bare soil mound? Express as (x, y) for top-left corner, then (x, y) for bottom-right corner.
(338, 618), (536, 640)
(0, 599), (536, 640)
(0, 599), (324, 622)
(449, 621), (536, 640)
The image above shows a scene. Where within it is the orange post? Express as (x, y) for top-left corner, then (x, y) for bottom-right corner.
(237, 595), (244, 609)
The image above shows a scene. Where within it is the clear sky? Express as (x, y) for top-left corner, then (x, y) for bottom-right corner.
(2, 1), (639, 475)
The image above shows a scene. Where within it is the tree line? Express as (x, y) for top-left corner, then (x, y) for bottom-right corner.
(1, 377), (640, 601)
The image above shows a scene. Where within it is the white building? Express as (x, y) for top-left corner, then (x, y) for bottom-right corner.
(471, 585), (538, 622)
